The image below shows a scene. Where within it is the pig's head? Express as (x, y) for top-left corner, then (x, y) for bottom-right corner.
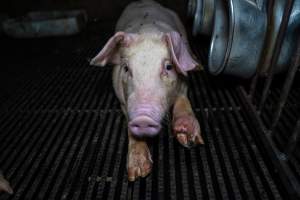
(91, 31), (199, 138)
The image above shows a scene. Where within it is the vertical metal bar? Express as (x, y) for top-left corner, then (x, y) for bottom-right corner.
(249, 0), (275, 101)
(249, 74), (259, 101)
(258, 0), (295, 112)
(270, 36), (300, 131)
(237, 86), (300, 198)
(285, 118), (300, 158)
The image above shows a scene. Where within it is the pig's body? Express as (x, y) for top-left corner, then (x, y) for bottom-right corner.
(91, 0), (204, 181)
(115, 0), (186, 39)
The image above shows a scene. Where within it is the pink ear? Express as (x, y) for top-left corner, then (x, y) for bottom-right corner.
(165, 32), (199, 76)
(90, 32), (135, 66)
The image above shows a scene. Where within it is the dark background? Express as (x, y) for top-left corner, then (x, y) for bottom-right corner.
(0, 0), (187, 21)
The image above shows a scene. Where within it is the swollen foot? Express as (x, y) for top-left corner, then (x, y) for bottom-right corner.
(173, 114), (204, 148)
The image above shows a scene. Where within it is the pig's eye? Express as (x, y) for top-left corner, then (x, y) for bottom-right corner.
(124, 66), (129, 72)
(165, 64), (173, 71)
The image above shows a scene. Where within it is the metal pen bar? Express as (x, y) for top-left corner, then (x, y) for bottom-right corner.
(249, 0), (275, 102)
(249, 74), (259, 103)
(271, 35), (300, 131)
(285, 118), (300, 158)
(258, 0), (295, 112)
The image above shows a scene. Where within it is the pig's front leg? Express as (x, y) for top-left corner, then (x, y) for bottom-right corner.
(127, 131), (152, 181)
(172, 95), (204, 148)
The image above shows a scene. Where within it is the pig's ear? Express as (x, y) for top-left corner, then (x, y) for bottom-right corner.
(165, 31), (201, 76)
(90, 32), (135, 66)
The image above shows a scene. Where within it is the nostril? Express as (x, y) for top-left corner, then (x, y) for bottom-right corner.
(148, 124), (158, 128)
(132, 124), (140, 128)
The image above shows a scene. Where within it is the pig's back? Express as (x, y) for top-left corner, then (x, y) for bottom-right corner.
(116, 0), (185, 36)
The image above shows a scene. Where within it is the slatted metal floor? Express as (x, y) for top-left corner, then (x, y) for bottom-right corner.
(0, 28), (290, 199)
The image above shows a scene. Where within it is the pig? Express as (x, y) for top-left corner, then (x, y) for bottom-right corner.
(90, 0), (204, 181)
(0, 170), (13, 194)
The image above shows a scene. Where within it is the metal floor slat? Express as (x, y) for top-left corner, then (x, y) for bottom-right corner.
(254, 72), (300, 183)
(0, 35), (288, 200)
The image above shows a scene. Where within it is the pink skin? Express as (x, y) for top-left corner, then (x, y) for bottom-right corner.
(90, 0), (203, 181)
(127, 102), (164, 137)
(129, 115), (161, 137)
(90, 32), (198, 137)
(127, 103), (163, 137)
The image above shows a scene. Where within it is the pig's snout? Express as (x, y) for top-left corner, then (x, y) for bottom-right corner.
(128, 103), (163, 137)
(129, 116), (161, 137)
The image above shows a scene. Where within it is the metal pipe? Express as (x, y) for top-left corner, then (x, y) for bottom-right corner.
(249, 0), (275, 102)
(237, 86), (300, 198)
(285, 118), (300, 158)
(258, 0), (295, 112)
(271, 35), (300, 131)
(249, 74), (259, 103)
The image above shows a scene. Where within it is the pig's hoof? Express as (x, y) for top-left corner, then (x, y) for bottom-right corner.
(127, 143), (152, 181)
(0, 177), (13, 194)
(173, 115), (204, 148)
